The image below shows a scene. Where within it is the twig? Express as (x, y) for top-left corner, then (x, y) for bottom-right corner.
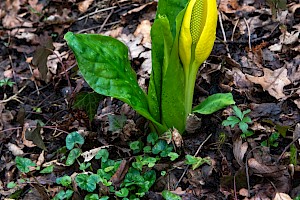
(243, 18), (252, 51)
(77, 6), (117, 21)
(245, 146), (262, 197)
(97, 8), (114, 33)
(0, 84), (27, 104)
(231, 19), (240, 41)
(174, 134), (212, 189)
(234, 174), (238, 200)
(0, 125), (69, 135)
(218, 11), (231, 58)
(76, 20), (121, 33)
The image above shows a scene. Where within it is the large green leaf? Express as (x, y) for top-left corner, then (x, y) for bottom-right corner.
(65, 32), (163, 130)
(161, 10), (186, 133)
(156, 0), (188, 37)
(193, 93), (235, 114)
(148, 16), (173, 124)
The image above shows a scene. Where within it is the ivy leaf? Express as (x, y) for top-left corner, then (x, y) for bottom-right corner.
(15, 156), (36, 173)
(152, 140), (167, 154)
(40, 165), (54, 174)
(108, 114), (126, 132)
(53, 190), (73, 200)
(66, 148), (81, 166)
(115, 188), (129, 198)
(76, 174), (99, 192)
(95, 149), (109, 162)
(185, 155), (211, 170)
(73, 92), (103, 121)
(193, 93), (235, 114)
(56, 175), (72, 187)
(66, 132), (84, 150)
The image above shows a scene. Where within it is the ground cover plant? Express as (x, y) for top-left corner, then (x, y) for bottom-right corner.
(0, 0), (300, 199)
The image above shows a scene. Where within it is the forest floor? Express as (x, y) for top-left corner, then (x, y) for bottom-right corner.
(0, 0), (300, 199)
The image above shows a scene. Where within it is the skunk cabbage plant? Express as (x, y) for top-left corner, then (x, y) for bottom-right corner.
(65, 0), (235, 134)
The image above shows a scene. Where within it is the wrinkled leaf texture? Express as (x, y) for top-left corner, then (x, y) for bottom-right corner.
(64, 32), (164, 131)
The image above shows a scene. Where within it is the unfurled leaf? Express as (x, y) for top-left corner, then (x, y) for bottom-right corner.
(233, 105), (243, 120)
(147, 132), (159, 145)
(56, 175), (72, 187)
(108, 114), (126, 132)
(15, 156), (36, 173)
(162, 190), (181, 200)
(64, 32), (163, 130)
(168, 152), (179, 161)
(40, 165), (54, 173)
(84, 194), (102, 200)
(185, 155), (210, 170)
(32, 37), (54, 80)
(73, 92), (103, 121)
(7, 182), (17, 189)
(66, 132), (84, 150)
(66, 148), (81, 166)
(152, 140), (167, 154)
(193, 93), (235, 114)
(76, 174), (100, 192)
(222, 116), (240, 127)
(25, 122), (46, 151)
(95, 149), (109, 162)
(115, 188), (129, 198)
(53, 190), (73, 200)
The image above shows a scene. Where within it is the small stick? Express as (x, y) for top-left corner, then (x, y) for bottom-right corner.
(218, 11), (231, 58)
(243, 18), (252, 51)
(231, 19), (240, 41)
(97, 8), (114, 33)
(77, 6), (117, 21)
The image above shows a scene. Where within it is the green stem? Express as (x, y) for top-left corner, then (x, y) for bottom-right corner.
(184, 44), (199, 118)
(184, 61), (199, 117)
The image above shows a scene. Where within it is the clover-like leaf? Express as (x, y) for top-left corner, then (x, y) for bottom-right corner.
(15, 156), (36, 173)
(66, 132), (84, 150)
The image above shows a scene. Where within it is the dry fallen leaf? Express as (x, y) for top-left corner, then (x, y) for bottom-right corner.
(134, 20), (151, 45)
(246, 67), (291, 100)
(233, 137), (248, 167)
(78, 0), (94, 13)
(81, 146), (111, 162)
(7, 143), (24, 156)
(274, 192), (292, 200)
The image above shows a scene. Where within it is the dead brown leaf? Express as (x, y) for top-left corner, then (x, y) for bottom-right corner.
(233, 137), (248, 166)
(134, 20), (151, 45)
(110, 159), (132, 188)
(246, 67), (291, 100)
(78, 0), (94, 13)
(274, 193), (293, 200)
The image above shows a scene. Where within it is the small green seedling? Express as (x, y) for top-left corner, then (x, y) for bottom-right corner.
(0, 78), (15, 87)
(222, 106), (254, 138)
(261, 132), (279, 147)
